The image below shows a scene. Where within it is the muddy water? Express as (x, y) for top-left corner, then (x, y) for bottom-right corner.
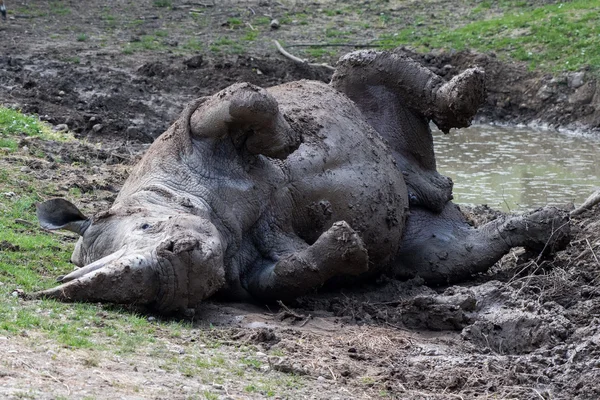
(433, 124), (600, 211)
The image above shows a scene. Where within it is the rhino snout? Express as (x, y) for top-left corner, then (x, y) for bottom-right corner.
(158, 234), (226, 307)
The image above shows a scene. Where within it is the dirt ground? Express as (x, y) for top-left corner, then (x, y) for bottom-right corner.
(2, 1), (600, 399)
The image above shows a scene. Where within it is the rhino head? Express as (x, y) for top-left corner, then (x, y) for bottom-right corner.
(32, 82), (301, 313)
(34, 198), (226, 313)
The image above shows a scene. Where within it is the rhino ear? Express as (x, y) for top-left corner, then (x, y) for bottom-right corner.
(36, 198), (91, 236)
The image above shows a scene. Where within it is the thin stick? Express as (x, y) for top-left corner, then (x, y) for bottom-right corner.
(273, 40), (335, 71)
(327, 365), (337, 381)
(286, 43), (382, 48)
(586, 238), (600, 267)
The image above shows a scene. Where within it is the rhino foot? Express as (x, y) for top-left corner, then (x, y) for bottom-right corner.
(247, 221), (369, 300)
(433, 67), (486, 133)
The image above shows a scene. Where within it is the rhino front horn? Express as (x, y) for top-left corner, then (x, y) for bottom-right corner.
(31, 254), (160, 308)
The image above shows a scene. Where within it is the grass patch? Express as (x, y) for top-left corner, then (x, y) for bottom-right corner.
(227, 17), (243, 27)
(376, 0), (600, 73)
(0, 107), (73, 142)
(123, 34), (168, 53)
(0, 137), (18, 152)
(0, 108), (54, 137)
(210, 37), (244, 54)
(180, 38), (203, 52)
(49, 1), (71, 16)
(242, 30), (258, 42)
(304, 47), (337, 60)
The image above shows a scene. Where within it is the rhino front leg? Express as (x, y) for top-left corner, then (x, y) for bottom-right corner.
(393, 204), (570, 284)
(247, 221), (369, 301)
(189, 82), (300, 159)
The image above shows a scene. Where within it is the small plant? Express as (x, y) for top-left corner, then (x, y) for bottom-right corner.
(49, 1), (71, 16)
(202, 391), (219, 400)
(227, 17), (242, 27)
(244, 384), (258, 393)
(76, 33), (88, 42)
(242, 30), (258, 41)
(0, 137), (18, 152)
(254, 16), (271, 26)
(153, 0), (172, 8)
(323, 9), (343, 17)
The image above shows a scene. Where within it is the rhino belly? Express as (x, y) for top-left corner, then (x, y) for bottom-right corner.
(270, 81), (408, 271)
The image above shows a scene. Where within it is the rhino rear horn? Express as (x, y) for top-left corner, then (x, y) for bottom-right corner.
(36, 198), (90, 236)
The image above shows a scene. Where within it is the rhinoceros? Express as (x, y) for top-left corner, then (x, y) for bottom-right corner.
(34, 50), (569, 313)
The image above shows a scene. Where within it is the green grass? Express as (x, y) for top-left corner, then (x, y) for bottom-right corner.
(0, 107), (54, 137)
(0, 137), (19, 152)
(0, 107), (73, 144)
(242, 30), (259, 42)
(210, 37), (244, 54)
(180, 38), (203, 52)
(49, 1), (71, 16)
(376, 0), (600, 73)
(227, 17), (243, 27)
(123, 34), (168, 53)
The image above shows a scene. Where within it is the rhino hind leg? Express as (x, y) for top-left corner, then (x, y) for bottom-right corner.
(331, 50), (485, 213)
(189, 82), (300, 159)
(247, 221), (369, 300)
(393, 204), (570, 284)
(331, 50), (485, 134)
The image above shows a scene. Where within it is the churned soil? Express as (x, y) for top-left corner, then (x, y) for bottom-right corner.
(2, 1), (600, 399)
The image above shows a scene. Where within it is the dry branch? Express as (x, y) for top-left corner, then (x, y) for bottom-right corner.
(571, 188), (600, 216)
(273, 40), (335, 71)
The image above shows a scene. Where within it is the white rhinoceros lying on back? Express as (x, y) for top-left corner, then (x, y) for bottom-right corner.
(34, 50), (569, 314)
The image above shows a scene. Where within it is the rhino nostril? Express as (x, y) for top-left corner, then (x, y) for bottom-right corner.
(165, 241), (175, 252)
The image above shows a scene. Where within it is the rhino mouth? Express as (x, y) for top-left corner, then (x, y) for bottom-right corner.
(32, 235), (226, 313)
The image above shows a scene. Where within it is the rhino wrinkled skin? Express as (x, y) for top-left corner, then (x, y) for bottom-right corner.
(34, 50), (569, 313)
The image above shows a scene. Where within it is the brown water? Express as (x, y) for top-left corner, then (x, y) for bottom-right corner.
(433, 125), (600, 211)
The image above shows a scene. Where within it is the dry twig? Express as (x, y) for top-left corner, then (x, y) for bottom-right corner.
(571, 188), (600, 216)
(273, 40), (335, 71)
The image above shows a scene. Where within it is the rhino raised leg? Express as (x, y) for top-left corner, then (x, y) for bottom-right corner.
(189, 82), (300, 159)
(393, 204), (570, 284)
(332, 50), (485, 134)
(247, 221), (369, 300)
(331, 50), (485, 212)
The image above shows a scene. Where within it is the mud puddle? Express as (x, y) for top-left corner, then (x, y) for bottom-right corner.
(434, 124), (600, 211)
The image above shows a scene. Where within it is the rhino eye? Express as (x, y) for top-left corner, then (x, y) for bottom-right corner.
(141, 223), (151, 230)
